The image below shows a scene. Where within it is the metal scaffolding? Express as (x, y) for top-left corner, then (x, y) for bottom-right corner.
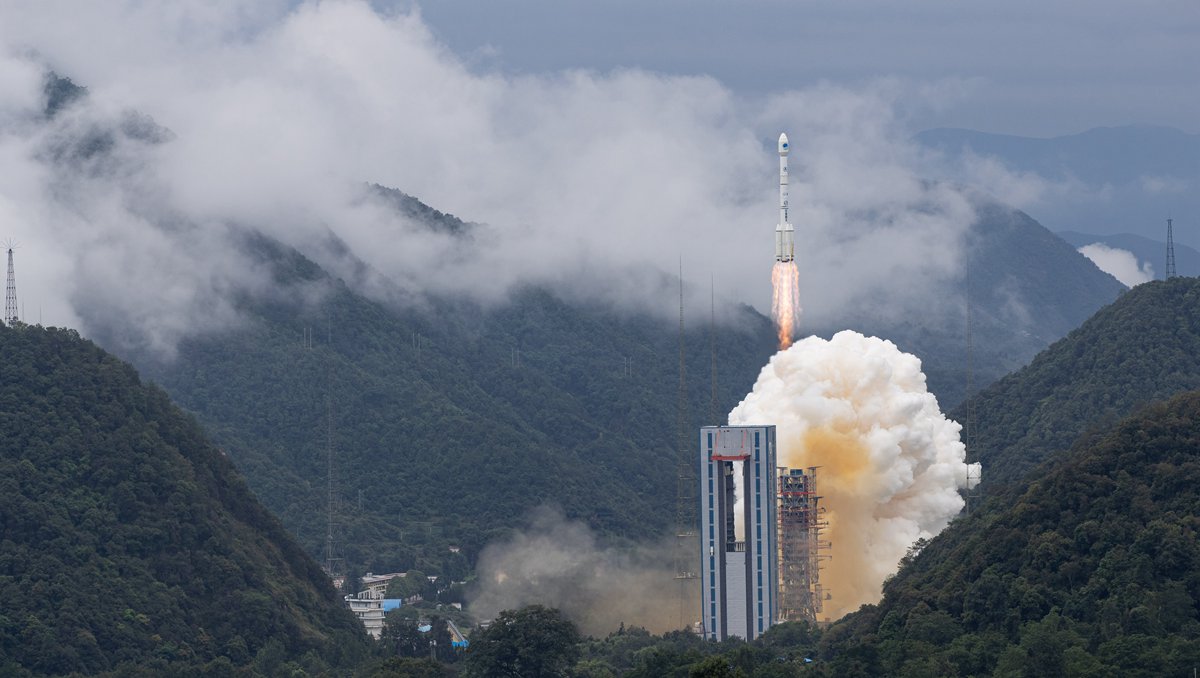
(776, 467), (829, 624)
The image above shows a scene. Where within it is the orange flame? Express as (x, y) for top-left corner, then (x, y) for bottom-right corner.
(771, 262), (801, 349)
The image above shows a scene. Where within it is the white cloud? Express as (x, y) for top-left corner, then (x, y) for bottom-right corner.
(0, 0), (1002, 352)
(1077, 243), (1154, 287)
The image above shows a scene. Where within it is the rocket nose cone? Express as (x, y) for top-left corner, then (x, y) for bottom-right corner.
(778, 132), (789, 156)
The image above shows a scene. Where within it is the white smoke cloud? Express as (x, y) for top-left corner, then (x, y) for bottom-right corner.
(1077, 242), (1154, 287)
(468, 506), (690, 635)
(0, 0), (987, 351)
(728, 330), (977, 619)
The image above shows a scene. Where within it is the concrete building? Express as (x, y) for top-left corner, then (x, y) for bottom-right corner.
(699, 425), (778, 641)
(346, 572), (407, 639)
(345, 595), (387, 638)
(361, 572), (407, 598)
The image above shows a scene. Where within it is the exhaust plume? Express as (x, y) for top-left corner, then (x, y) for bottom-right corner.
(729, 330), (978, 619)
(771, 261), (801, 348)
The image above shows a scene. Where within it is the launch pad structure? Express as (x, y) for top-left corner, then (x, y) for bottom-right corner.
(776, 467), (829, 624)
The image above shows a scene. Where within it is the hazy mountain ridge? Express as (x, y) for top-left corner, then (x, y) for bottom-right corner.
(0, 324), (369, 677)
(1059, 230), (1200, 279)
(917, 125), (1200, 184)
(828, 199), (1124, 407)
(133, 237), (781, 575)
(917, 125), (1200, 246)
(954, 276), (1200, 488)
(21, 72), (1129, 589)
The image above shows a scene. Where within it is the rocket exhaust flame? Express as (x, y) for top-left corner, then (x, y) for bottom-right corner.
(771, 261), (801, 349)
(730, 331), (979, 619)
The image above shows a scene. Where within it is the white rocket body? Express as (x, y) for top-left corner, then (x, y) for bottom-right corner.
(775, 133), (794, 263)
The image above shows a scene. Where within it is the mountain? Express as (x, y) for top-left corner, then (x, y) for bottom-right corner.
(916, 125), (1200, 246)
(0, 323), (369, 676)
(1059, 230), (1200, 279)
(816, 389), (1200, 676)
(955, 276), (1200, 488)
(917, 125), (1200, 185)
(120, 189), (1128, 578)
(126, 232), (781, 577)
(26, 73), (1125, 584)
(829, 199), (1125, 408)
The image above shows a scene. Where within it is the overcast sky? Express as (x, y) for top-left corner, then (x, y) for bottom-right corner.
(0, 0), (1194, 340)
(401, 0), (1199, 137)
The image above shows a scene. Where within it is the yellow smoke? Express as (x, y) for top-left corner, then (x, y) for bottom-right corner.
(729, 331), (977, 620)
(771, 261), (801, 349)
(781, 427), (888, 618)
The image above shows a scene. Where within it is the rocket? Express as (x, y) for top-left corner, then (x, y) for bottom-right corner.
(775, 132), (794, 263)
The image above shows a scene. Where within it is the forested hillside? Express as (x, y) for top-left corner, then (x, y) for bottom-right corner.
(0, 324), (368, 676)
(815, 390), (1200, 676)
(126, 199), (1124, 580)
(131, 233), (779, 577)
(36, 72), (1125, 581)
(836, 199), (1124, 406)
(956, 276), (1200, 487)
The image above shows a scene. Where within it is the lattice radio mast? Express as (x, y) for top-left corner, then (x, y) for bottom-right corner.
(673, 260), (697, 629)
(323, 322), (341, 578)
(1166, 217), (1178, 279)
(709, 276), (719, 426)
(5, 244), (17, 325)
(964, 254), (981, 514)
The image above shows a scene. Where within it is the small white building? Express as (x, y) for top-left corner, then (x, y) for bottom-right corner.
(361, 572), (407, 599)
(346, 572), (408, 639)
(345, 595), (386, 638)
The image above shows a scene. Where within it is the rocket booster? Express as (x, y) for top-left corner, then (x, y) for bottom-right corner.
(775, 132), (794, 263)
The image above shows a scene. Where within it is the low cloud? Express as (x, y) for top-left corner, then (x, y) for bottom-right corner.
(1078, 243), (1154, 287)
(0, 0), (1036, 354)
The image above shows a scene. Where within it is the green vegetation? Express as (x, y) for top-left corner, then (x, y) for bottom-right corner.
(120, 195), (1124, 581)
(123, 231), (780, 577)
(462, 605), (582, 677)
(814, 389), (1200, 676)
(829, 200), (1124, 407)
(0, 323), (369, 676)
(957, 276), (1200, 487)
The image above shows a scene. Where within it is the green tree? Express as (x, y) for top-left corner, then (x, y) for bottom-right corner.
(364, 656), (449, 677)
(688, 655), (746, 678)
(462, 605), (581, 678)
(381, 611), (426, 658)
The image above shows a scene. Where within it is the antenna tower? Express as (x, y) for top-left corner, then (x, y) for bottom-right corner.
(323, 323), (341, 577)
(5, 244), (17, 325)
(1166, 218), (1177, 279)
(709, 276), (719, 425)
(672, 260), (697, 629)
(964, 255), (980, 513)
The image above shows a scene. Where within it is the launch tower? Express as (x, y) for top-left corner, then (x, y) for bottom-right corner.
(776, 467), (829, 623)
(699, 425), (778, 640)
